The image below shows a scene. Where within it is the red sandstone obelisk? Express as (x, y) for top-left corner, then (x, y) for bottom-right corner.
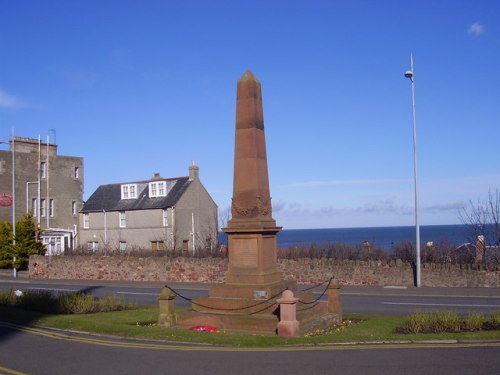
(177, 71), (333, 334)
(223, 70), (283, 286)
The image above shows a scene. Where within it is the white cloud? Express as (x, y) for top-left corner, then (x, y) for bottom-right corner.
(0, 89), (26, 109)
(424, 202), (463, 213)
(468, 22), (485, 36)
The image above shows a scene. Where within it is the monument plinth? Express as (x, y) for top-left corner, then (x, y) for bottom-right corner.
(177, 71), (339, 334)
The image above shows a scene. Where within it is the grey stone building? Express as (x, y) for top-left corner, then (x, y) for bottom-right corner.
(79, 162), (218, 253)
(0, 137), (84, 254)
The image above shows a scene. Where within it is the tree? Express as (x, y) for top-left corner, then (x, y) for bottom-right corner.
(12, 213), (45, 270)
(459, 189), (500, 265)
(0, 221), (14, 268)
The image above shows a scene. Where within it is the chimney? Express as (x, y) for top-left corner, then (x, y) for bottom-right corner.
(189, 160), (199, 181)
(152, 172), (162, 180)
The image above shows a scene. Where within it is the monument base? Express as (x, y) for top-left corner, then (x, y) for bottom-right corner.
(176, 282), (342, 335)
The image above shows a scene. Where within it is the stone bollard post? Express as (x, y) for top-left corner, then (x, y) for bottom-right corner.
(327, 278), (342, 318)
(277, 290), (300, 337)
(158, 287), (177, 327)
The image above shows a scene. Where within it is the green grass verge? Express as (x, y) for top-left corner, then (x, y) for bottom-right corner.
(1, 306), (499, 347)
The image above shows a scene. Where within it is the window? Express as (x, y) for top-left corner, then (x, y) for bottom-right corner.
(43, 237), (62, 255)
(121, 184), (137, 199)
(119, 241), (127, 252)
(162, 209), (168, 227)
(74, 167), (79, 179)
(32, 198), (37, 217)
(149, 181), (166, 198)
(119, 211), (126, 228)
(151, 241), (165, 251)
(87, 241), (98, 252)
(40, 162), (46, 178)
(40, 199), (46, 217)
(72, 201), (76, 215)
(49, 199), (54, 217)
(83, 213), (90, 229)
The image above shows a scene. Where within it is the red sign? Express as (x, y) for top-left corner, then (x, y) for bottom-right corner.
(0, 193), (13, 207)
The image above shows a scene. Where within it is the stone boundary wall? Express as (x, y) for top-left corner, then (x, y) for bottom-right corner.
(28, 255), (500, 287)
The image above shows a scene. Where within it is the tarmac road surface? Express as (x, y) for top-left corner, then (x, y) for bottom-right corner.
(1, 277), (500, 316)
(0, 322), (499, 375)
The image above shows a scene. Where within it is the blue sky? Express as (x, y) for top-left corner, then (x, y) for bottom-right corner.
(1, 0), (499, 229)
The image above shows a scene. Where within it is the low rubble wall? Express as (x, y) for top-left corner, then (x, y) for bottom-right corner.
(28, 255), (499, 287)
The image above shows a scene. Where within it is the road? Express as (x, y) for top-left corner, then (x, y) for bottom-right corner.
(0, 322), (499, 375)
(1, 278), (500, 374)
(1, 278), (500, 316)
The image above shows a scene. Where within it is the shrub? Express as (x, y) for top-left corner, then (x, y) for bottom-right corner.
(58, 293), (97, 314)
(432, 311), (461, 333)
(396, 311), (500, 334)
(96, 295), (130, 312)
(0, 289), (15, 306)
(461, 312), (485, 332)
(16, 290), (58, 313)
(484, 310), (500, 330)
(7, 289), (135, 314)
(395, 311), (429, 334)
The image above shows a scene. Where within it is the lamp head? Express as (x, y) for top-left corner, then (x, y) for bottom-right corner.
(404, 70), (413, 79)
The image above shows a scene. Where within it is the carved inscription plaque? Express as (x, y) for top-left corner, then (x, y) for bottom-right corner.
(262, 236), (276, 269)
(231, 237), (258, 268)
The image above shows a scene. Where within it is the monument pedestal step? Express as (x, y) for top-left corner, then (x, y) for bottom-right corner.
(176, 290), (338, 335)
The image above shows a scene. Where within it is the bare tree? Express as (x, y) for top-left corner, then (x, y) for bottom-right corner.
(459, 189), (500, 265)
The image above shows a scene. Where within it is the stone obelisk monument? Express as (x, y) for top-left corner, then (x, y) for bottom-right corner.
(223, 70), (284, 287)
(177, 71), (333, 334)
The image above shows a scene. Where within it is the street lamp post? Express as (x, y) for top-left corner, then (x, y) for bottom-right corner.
(405, 53), (421, 287)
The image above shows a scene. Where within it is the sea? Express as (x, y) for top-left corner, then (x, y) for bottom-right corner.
(276, 225), (470, 250)
(220, 224), (472, 250)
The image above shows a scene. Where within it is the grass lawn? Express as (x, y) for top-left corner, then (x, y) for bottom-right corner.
(1, 306), (499, 347)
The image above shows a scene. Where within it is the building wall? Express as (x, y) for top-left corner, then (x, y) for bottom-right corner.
(77, 179), (218, 252)
(0, 137), (83, 231)
(78, 208), (174, 250)
(174, 178), (218, 251)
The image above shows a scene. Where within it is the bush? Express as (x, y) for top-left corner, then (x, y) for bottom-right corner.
(7, 289), (135, 314)
(396, 311), (499, 334)
(58, 293), (97, 314)
(16, 290), (58, 313)
(461, 312), (485, 332)
(484, 310), (500, 330)
(96, 295), (130, 312)
(0, 289), (15, 306)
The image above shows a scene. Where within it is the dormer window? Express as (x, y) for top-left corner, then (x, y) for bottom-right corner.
(121, 184), (137, 199)
(149, 181), (166, 198)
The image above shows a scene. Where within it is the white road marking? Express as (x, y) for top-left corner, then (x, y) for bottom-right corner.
(117, 292), (159, 296)
(26, 287), (78, 292)
(382, 302), (500, 308)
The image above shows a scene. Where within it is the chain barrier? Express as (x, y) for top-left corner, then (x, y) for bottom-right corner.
(165, 273), (335, 315)
(165, 285), (287, 314)
(297, 275), (334, 305)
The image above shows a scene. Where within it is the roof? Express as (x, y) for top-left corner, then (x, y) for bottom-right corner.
(81, 176), (191, 213)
